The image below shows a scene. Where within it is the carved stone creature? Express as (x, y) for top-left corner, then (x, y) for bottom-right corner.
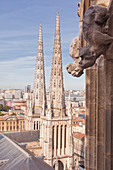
(66, 36), (84, 77)
(66, 60), (84, 77)
(79, 46), (97, 69)
(79, 5), (113, 69)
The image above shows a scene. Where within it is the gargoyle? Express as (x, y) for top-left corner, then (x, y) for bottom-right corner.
(66, 36), (84, 77)
(79, 5), (113, 69)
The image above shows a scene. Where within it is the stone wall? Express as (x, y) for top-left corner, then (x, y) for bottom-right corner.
(78, 0), (113, 169)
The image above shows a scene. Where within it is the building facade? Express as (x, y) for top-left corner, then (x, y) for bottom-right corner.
(0, 115), (25, 132)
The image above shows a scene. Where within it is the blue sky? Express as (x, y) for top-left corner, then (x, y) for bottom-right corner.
(0, 0), (85, 90)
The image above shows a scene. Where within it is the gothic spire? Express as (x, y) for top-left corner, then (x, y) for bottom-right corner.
(33, 24), (46, 116)
(49, 13), (66, 118)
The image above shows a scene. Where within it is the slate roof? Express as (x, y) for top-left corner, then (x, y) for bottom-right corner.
(0, 133), (53, 170)
(4, 130), (40, 143)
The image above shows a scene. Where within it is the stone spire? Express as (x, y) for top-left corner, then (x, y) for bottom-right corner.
(49, 13), (66, 118)
(33, 24), (46, 116)
(67, 91), (72, 117)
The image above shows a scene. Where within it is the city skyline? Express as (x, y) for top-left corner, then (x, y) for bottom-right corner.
(0, 0), (85, 90)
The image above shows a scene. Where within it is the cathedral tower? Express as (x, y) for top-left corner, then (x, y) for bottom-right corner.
(49, 13), (66, 118)
(33, 24), (46, 116)
(41, 13), (74, 170)
(25, 25), (46, 130)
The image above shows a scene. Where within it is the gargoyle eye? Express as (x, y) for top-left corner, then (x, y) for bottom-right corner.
(91, 51), (96, 56)
(80, 56), (83, 60)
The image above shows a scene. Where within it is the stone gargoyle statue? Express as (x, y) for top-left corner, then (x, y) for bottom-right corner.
(67, 4), (113, 77)
(66, 36), (84, 77)
(79, 5), (113, 69)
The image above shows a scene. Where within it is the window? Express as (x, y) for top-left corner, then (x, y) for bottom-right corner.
(34, 121), (35, 130)
(36, 95), (38, 99)
(54, 82), (56, 87)
(37, 121), (38, 130)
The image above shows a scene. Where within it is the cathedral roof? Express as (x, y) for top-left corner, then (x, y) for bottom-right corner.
(0, 133), (53, 170)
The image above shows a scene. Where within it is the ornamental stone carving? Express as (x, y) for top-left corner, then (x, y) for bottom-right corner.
(67, 4), (113, 77)
(66, 36), (84, 77)
(79, 5), (113, 69)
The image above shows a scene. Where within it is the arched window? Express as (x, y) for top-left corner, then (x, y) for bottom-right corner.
(36, 95), (38, 99)
(52, 126), (54, 149)
(54, 81), (56, 87)
(58, 160), (64, 170)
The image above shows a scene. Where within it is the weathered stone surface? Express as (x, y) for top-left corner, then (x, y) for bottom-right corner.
(66, 36), (84, 77)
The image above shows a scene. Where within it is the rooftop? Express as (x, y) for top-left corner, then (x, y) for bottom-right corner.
(0, 133), (53, 170)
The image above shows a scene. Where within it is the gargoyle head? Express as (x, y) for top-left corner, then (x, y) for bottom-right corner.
(66, 62), (84, 77)
(79, 46), (97, 69)
(94, 5), (108, 24)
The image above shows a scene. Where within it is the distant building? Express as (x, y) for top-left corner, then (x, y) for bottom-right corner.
(73, 132), (85, 169)
(0, 115), (25, 132)
(25, 85), (31, 93)
(5, 93), (14, 99)
(14, 89), (22, 99)
(0, 99), (5, 106)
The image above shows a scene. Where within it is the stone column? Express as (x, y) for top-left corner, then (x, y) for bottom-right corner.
(96, 56), (105, 170)
(54, 125), (57, 157)
(104, 45), (113, 170)
(85, 64), (97, 170)
(104, 3), (113, 169)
